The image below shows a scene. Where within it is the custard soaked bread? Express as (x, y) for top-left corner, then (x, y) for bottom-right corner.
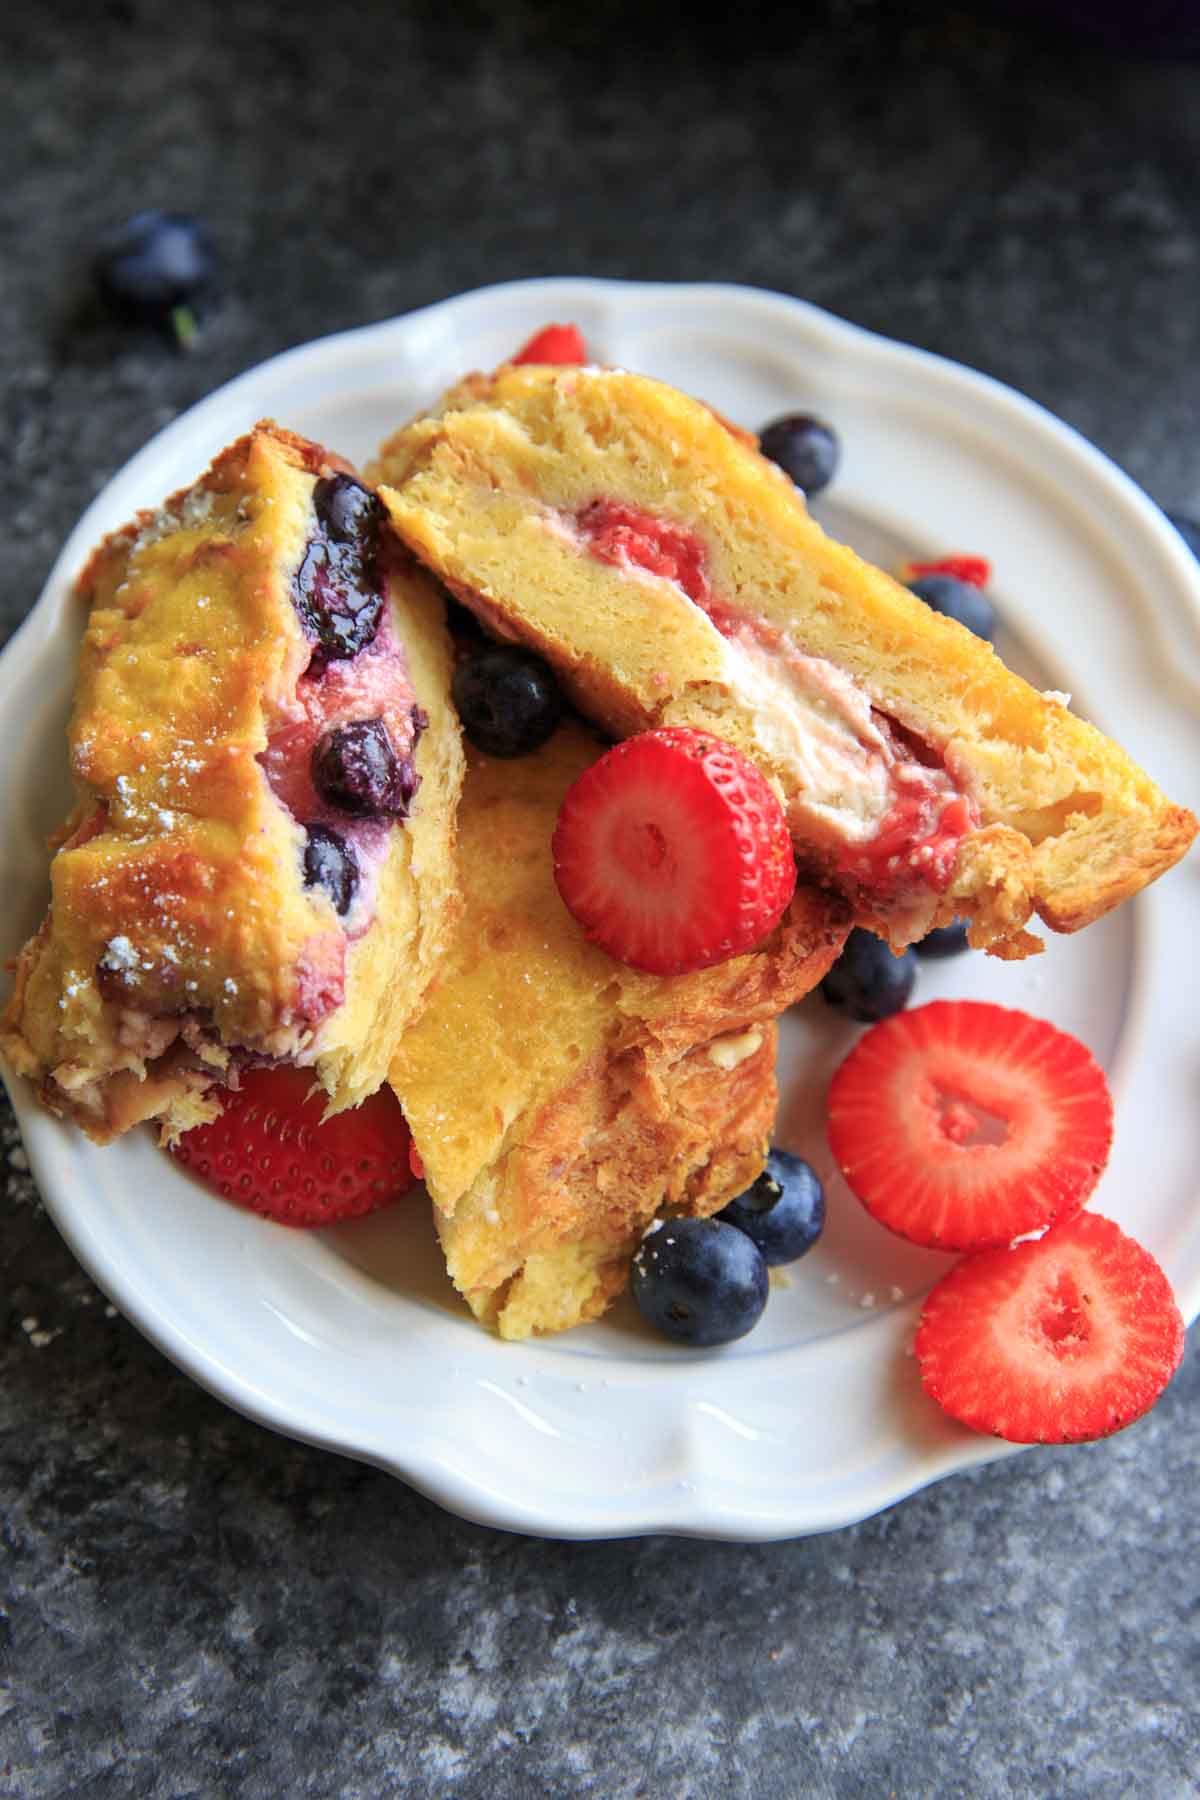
(374, 364), (1196, 959)
(2, 424), (464, 1143)
(389, 721), (849, 1339)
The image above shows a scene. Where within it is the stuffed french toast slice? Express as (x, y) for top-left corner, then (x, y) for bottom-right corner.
(1, 424), (464, 1143)
(389, 719), (849, 1339)
(373, 363), (1196, 959)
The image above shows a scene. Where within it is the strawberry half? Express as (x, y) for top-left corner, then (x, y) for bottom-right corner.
(901, 553), (992, 589)
(510, 322), (587, 366)
(915, 1212), (1185, 1443)
(827, 1001), (1113, 1251)
(171, 1066), (416, 1228)
(552, 727), (797, 975)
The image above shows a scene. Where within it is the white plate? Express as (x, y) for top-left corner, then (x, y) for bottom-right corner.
(3, 279), (1198, 1541)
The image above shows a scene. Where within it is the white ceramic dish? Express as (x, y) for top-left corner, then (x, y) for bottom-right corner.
(2, 279), (1198, 1541)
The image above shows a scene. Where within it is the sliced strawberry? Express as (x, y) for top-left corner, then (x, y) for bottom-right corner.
(826, 1001), (1113, 1251)
(171, 1066), (416, 1227)
(510, 322), (587, 365)
(552, 727), (796, 975)
(915, 1212), (1184, 1443)
(901, 553), (992, 589)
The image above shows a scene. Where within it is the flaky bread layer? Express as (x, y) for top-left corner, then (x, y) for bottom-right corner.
(444, 1023), (780, 1340)
(374, 365), (1196, 957)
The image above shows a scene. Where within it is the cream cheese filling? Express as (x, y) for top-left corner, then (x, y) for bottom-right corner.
(717, 627), (899, 845)
(562, 501), (969, 877)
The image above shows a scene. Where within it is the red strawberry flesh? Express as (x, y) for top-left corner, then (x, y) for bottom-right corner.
(827, 1001), (1113, 1252)
(915, 1211), (1184, 1443)
(171, 1065), (416, 1227)
(904, 553), (992, 588)
(576, 500), (712, 607)
(510, 322), (587, 365)
(552, 727), (797, 975)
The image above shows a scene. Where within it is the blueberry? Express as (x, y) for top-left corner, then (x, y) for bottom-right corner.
(452, 646), (563, 757)
(1166, 512), (1200, 561)
(314, 474), (378, 546)
(291, 476), (387, 668)
(758, 413), (840, 498)
(915, 917), (971, 958)
(312, 718), (417, 819)
(631, 1218), (768, 1347)
(293, 540), (385, 666)
(908, 573), (996, 643)
(94, 211), (215, 341)
(819, 928), (916, 1022)
(303, 825), (358, 915)
(718, 1150), (825, 1266)
(442, 594), (488, 643)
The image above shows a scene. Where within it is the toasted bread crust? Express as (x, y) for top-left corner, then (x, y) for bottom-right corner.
(373, 366), (1196, 957)
(455, 1024), (781, 1338)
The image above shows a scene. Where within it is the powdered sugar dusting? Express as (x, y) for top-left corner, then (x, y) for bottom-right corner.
(100, 936), (137, 972)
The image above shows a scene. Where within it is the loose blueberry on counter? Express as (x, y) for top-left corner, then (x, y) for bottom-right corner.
(631, 1218), (769, 1347)
(819, 928), (916, 1022)
(312, 718), (418, 819)
(758, 413), (840, 498)
(94, 211), (215, 348)
(718, 1150), (825, 1266)
(908, 572), (996, 643)
(915, 917), (971, 958)
(452, 646), (563, 757)
(303, 825), (358, 914)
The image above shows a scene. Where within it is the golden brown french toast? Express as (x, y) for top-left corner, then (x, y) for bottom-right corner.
(389, 720), (849, 1338)
(373, 364), (1196, 959)
(2, 424), (464, 1142)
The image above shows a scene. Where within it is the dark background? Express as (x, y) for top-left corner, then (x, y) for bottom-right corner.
(3, 4), (1199, 1796)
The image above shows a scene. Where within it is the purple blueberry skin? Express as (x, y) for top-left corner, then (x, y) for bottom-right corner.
(631, 1218), (769, 1347)
(315, 473), (378, 544)
(451, 646), (563, 758)
(819, 928), (917, 1023)
(908, 573), (996, 643)
(312, 718), (419, 820)
(94, 210), (215, 321)
(915, 918), (971, 959)
(302, 824), (358, 915)
(758, 412), (840, 498)
(292, 476), (386, 668)
(718, 1150), (825, 1266)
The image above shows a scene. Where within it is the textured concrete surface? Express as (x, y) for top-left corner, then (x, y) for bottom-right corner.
(2, 4), (1199, 1796)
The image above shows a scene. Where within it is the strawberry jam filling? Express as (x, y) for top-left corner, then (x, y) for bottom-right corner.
(836, 790), (974, 898)
(573, 498), (977, 902)
(577, 501), (712, 608)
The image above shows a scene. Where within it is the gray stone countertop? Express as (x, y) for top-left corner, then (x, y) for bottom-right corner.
(2, 4), (1198, 1796)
